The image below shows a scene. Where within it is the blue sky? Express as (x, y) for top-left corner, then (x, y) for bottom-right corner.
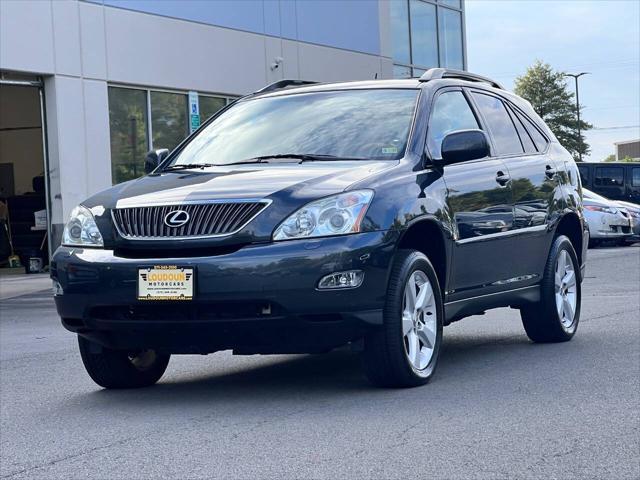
(466, 0), (640, 161)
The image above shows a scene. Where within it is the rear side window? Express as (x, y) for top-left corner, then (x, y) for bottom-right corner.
(632, 168), (640, 187)
(507, 105), (536, 154)
(595, 167), (624, 187)
(471, 93), (523, 156)
(427, 90), (479, 158)
(513, 108), (549, 152)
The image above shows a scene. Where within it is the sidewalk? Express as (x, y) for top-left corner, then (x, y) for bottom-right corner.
(0, 270), (51, 301)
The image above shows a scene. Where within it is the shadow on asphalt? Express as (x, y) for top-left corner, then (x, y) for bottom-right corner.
(66, 331), (553, 408)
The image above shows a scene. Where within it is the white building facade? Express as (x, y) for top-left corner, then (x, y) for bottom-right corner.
(0, 0), (466, 255)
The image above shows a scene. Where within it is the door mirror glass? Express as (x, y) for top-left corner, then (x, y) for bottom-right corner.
(439, 130), (489, 165)
(144, 149), (169, 174)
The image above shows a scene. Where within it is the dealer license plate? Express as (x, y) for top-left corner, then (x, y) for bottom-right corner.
(137, 266), (194, 300)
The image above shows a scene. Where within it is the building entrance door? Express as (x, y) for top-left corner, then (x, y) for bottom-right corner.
(0, 73), (51, 273)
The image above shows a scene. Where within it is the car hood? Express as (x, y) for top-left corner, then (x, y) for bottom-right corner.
(84, 160), (395, 248)
(88, 161), (392, 209)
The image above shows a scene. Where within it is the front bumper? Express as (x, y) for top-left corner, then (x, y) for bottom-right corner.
(51, 231), (397, 353)
(586, 213), (632, 240)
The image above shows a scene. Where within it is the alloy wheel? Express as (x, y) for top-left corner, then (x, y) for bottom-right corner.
(402, 270), (437, 371)
(554, 250), (577, 331)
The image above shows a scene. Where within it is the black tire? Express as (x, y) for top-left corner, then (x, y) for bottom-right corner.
(362, 249), (443, 388)
(78, 336), (170, 389)
(520, 235), (581, 343)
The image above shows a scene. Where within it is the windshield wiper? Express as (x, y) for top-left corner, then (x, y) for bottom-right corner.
(229, 153), (365, 165)
(162, 163), (217, 171)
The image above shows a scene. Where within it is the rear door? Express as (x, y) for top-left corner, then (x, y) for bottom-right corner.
(425, 88), (514, 298)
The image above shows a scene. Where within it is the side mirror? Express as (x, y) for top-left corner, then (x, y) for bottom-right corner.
(144, 149), (169, 174)
(439, 129), (490, 165)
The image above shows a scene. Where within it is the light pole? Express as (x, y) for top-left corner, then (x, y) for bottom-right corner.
(563, 72), (590, 161)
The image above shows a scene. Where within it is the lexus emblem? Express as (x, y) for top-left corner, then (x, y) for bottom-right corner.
(164, 209), (190, 228)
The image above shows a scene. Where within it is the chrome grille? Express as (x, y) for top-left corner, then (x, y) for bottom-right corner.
(112, 201), (269, 239)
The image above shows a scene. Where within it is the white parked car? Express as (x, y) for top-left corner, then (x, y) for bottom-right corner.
(583, 189), (632, 247)
(615, 200), (640, 245)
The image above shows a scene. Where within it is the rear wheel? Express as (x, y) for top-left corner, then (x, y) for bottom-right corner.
(78, 336), (170, 389)
(362, 250), (443, 388)
(521, 235), (581, 343)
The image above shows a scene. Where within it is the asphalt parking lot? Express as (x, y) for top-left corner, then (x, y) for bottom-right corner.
(1, 245), (638, 479)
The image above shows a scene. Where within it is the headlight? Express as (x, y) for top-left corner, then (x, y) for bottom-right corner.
(584, 205), (616, 214)
(273, 190), (374, 241)
(62, 205), (104, 247)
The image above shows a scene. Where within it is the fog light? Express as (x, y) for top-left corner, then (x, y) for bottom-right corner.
(52, 280), (63, 295)
(317, 270), (364, 290)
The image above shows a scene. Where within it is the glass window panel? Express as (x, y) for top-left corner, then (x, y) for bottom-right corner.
(150, 91), (188, 151)
(427, 91), (479, 158)
(508, 106), (536, 154)
(108, 87), (148, 184)
(170, 89), (419, 165)
(439, 0), (461, 8)
(595, 167), (624, 186)
(438, 7), (463, 70)
(199, 95), (227, 122)
(472, 93), (523, 156)
(393, 65), (412, 79)
(633, 168), (640, 187)
(413, 67), (426, 77)
(515, 110), (549, 151)
(390, 0), (411, 64)
(410, 0), (438, 68)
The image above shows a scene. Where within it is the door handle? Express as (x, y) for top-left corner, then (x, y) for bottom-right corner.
(495, 171), (511, 186)
(545, 165), (558, 179)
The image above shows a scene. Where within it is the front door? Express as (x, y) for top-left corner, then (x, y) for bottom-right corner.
(425, 88), (514, 299)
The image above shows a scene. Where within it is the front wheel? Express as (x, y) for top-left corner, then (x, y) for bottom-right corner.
(78, 336), (170, 389)
(520, 235), (581, 343)
(362, 250), (443, 388)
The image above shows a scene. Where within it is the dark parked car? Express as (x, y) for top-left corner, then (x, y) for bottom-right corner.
(577, 161), (640, 203)
(51, 69), (588, 389)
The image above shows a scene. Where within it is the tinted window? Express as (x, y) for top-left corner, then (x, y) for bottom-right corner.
(151, 91), (188, 151)
(199, 96), (226, 122)
(472, 93), (523, 156)
(427, 91), (479, 158)
(507, 105), (536, 154)
(513, 109), (549, 152)
(108, 87), (149, 184)
(595, 167), (624, 187)
(578, 165), (589, 184)
(171, 89), (419, 166)
(632, 168), (640, 187)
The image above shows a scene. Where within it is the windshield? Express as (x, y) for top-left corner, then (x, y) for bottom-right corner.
(168, 89), (419, 167)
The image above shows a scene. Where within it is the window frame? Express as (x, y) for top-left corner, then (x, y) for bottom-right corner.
(423, 86), (485, 161)
(392, 0), (466, 77)
(507, 102), (550, 154)
(107, 83), (236, 183)
(467, 90), (525, 159)
(632, 167), (640, 188)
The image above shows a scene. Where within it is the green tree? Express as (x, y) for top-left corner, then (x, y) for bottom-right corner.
(603, 154), (616, 162)
(514, 60), (592, 161)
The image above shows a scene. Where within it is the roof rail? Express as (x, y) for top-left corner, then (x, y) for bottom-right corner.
(419, 68), (504, 90)
(254, 79), (318, 94)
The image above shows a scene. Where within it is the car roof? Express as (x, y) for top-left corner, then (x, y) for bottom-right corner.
(252, 79), (423, 98)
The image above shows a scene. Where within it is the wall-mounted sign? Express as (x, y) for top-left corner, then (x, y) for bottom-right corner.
(188, 91), (200, 133)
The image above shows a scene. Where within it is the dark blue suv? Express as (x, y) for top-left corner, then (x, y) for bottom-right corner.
(51, 69), (588, 389)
